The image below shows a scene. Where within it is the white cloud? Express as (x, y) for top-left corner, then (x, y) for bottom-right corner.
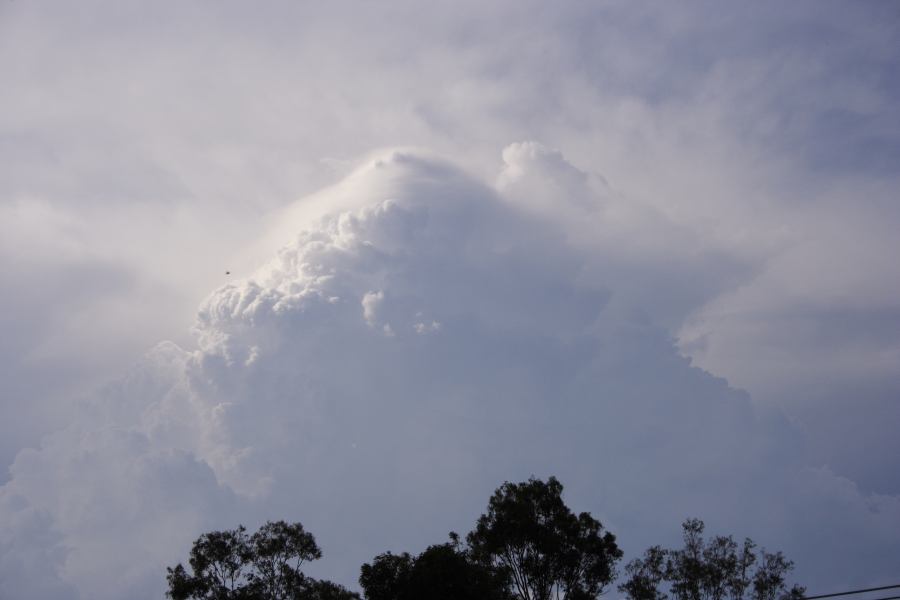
(361, 290), (386, 328)
(2, 150), (898, 598)
(2, 1), (899, 597)
(414, 320), (441, 335)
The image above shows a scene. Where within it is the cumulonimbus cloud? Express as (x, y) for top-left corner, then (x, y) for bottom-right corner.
(1, 147), (897, 599)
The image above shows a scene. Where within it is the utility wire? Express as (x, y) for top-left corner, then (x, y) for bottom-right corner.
(804, 585), (900, 600)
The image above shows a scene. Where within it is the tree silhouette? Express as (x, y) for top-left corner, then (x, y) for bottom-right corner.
(166, 520), (359, 600)
(466, 476), (622, 600)
(359, 535), (511, 600)
(166, 484), (803, 600)
(619, 519), (804, 600)
(358, 550), (413, 600)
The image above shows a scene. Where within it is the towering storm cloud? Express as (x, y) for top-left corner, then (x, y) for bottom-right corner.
(2, 2), (899, 599)
(2, 149), (897, 599)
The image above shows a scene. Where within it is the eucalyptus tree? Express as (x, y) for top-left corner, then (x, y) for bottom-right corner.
(166, 520), (358, 600)
(466, 476), (622, 600)
(619, 519), (804, 600)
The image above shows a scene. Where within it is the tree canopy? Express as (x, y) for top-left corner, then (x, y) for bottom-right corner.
(359, 536), (511, 600)
(166, 520), (359, 600)
(466, 476), (623, 600)
(618, 519), (804, 600)
(166, 481), (804, 600)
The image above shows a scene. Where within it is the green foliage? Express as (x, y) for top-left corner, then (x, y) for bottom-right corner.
(619, 519), (804, 600)
(466, 476), (623, 600)
(166, 521), (359, 600)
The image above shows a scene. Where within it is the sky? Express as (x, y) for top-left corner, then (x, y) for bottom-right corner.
(1, 1), (899, 598)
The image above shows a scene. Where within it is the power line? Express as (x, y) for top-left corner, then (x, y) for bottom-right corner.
(804, 585), (900, 600)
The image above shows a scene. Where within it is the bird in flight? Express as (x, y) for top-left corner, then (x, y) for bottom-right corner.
(225, 271), (231, 275)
